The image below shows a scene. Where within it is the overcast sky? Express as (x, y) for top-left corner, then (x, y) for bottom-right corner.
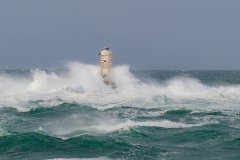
(0, 0), (240, 70)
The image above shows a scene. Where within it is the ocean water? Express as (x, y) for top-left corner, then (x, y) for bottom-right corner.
(0, 62), (240, 160)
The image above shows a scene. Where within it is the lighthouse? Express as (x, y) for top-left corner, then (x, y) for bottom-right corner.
(99, 47), (116, 89)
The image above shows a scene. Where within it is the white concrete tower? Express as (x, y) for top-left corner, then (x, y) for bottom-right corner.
(99, 47), (116, 88)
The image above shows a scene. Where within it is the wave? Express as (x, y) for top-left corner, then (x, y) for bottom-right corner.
(1, 62), (240, 112)
(90, 120), (205, 132)
(0, 62), (239, 96)
(38, 116), (208, 137)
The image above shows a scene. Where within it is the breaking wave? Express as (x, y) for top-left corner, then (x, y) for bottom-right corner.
(1, 63), (240, 159)
(0, 62), (239, 95)
(0, 62), (240, 112)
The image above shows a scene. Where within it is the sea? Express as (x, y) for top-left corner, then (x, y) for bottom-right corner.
(0, 62), (240, 160)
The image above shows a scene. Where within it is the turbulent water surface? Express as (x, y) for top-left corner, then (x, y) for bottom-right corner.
(0, 62), (240, 160)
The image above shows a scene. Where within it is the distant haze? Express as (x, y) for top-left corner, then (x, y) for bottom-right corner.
(0, 0), (240, 70)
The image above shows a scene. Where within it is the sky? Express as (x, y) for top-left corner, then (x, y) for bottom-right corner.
(0, 0), (240, 70)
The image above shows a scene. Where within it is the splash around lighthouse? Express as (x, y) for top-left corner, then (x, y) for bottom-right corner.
(99, 47), (117, 89)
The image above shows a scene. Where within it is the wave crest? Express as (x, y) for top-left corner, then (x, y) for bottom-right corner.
(1, 62), (240, 112)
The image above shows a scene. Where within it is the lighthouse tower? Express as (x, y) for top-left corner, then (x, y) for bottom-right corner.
(99, 47), (116, 88)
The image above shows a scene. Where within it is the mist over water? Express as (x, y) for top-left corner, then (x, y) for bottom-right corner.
(0, 62), (240, 159)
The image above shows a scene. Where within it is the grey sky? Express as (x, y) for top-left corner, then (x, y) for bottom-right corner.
(0, 0), (240, 70)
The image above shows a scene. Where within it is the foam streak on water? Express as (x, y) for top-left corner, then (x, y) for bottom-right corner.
(0, 62), (240, 159)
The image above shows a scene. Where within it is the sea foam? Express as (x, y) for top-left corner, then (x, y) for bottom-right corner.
(0, 62), (240, 112)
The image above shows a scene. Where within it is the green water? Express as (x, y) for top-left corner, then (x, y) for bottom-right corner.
(0, 67), (240, 159)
